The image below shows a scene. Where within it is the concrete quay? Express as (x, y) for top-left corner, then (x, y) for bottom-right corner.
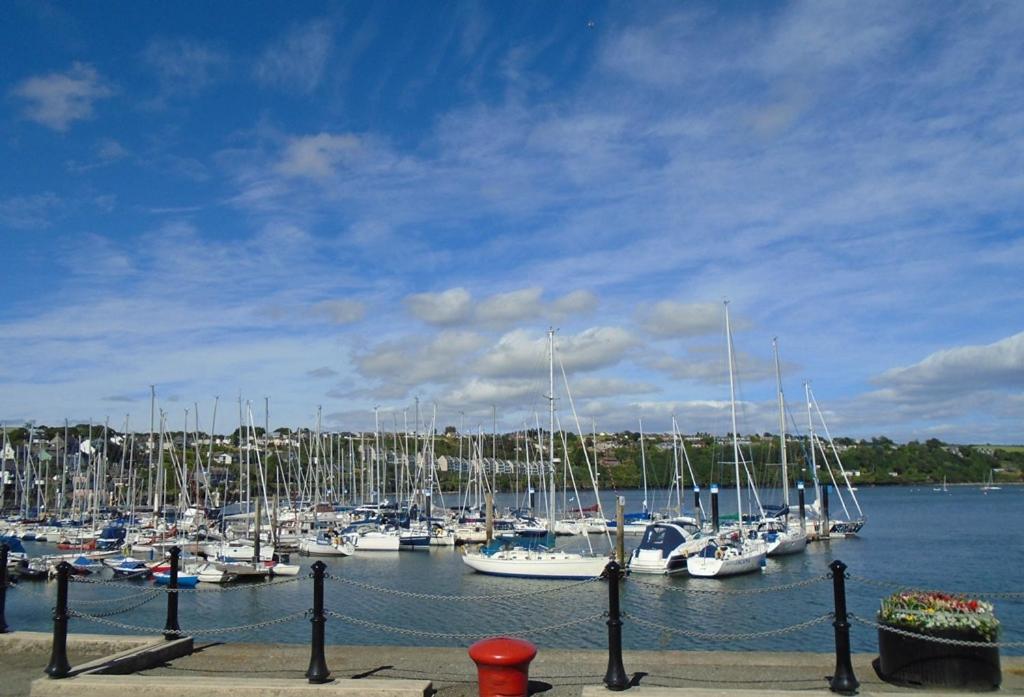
(2, 633), (1021, 696)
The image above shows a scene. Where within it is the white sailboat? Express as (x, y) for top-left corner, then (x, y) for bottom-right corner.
(462, 329), (609, 580)
(687, 302), (767, 578)
(981, 469), (1001, 492)
(805, 385), (865, 537)
(298, 530), (355, 556)
(762, 338), (807, 557)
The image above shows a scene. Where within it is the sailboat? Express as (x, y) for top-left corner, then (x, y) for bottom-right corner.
(933, 476), (949, 493)
(761, 338), (807, 557)
(687, 302), (767, 578)
(981, 469), (1001, 492)
(804, 385), (866, 537)
(462, 329), (610, 579)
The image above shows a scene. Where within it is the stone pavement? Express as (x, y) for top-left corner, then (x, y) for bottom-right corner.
(4, 633), (1023, 696)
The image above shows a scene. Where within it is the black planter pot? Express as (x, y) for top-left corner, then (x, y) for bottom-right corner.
(875, 623), (1001, 690)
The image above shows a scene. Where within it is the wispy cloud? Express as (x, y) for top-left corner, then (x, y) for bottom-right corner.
(0, 192), (61, 229)
(11, 62), (113, 131)
(142, 37), (229, 99)
(254, 19), (333, 94)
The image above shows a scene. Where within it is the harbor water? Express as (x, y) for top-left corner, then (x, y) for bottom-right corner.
(6, 485), (1023, 654)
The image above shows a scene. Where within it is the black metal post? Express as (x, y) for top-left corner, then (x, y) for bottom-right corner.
(797, 481), (806, 534)
(163, 545), (180, 640)
(44, 561), (71, 678)
(828, 559), (859, 695)
(0, 543), (9, 633)
(692, 486), (701, 525)
(710, 484), (720, 532)
(425, 490), (432, 523)
(603, 560), (629, 691)
(306, 561), (331, 683)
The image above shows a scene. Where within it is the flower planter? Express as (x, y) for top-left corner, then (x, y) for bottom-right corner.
(875, 591), (1001, 690)
(876, 624), (1001, 690)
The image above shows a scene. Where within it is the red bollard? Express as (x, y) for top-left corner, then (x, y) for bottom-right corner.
(468, 636), (538, 697)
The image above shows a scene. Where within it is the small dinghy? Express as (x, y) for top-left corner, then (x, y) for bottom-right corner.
(70, 555), (102, 575)
(110, 558), (151, 579)
(153, 571), (199, 588)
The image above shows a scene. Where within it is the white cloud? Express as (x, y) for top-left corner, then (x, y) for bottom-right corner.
(276, 133), (362, 179)
(254, 19), (333, 94)
(475, 327), (636, 378)
(405, 288), (473, 326)
(638, 301), (723, 338)
(874, 331), (1024, 399)
(355, 330), (486, 388)
(476, 288), (542, 326)
(550, 290), (598, 317)
(12, 63), (113, 131)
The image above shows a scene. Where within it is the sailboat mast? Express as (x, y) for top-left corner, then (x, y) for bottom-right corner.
(773, 338), (789, 507)
(724, 302), (743, 537)
(547, 328), (556, 533)
(638, 415), (647, 513)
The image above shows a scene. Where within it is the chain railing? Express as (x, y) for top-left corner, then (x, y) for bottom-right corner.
(324, 608), (605, 640)
(847, 574), (1024, 600)
(849, 613), (1024, 649)
(628, 611), (833, 641)
(628, 573), (829, 595)
(70, 574), (306, 592)
(69, 608), (311, 636)
(35, 551), (1020, 693)
(323, 572), (600, 601)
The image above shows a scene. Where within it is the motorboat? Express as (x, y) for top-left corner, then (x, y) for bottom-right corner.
(628, 518), (706, 575)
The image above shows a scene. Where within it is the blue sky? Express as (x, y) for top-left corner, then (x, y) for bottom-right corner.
(2, 1), (1022, 442)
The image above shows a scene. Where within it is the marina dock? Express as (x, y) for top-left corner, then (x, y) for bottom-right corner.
(3, 632), (1023, 697)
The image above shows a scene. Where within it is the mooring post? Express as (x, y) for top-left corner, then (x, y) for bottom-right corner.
(797, 481), (806, 534)
(306, 560), (331, 684)
(710, 483), (720, 532)
(828, 559), (859, 695)
(44, 561), (72, 678)
(163, 545), (180, 640)
(603, 560), (629, 691)
(0, 543), (10, 634)
(615, 496), (625, 566)
(822, 485), (831, 538)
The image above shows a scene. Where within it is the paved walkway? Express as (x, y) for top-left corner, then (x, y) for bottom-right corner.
(6, 633), (1023, 696)
(139, 642), (1024, 695)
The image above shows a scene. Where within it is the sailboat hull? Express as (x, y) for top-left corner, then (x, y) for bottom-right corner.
(462, 549), (608, 579)
(686, 542), (766, 578)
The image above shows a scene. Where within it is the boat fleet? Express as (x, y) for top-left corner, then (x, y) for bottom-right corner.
(2, 305), (870, 584)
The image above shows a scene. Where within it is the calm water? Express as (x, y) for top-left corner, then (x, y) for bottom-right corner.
(7, 486), (1023, 654)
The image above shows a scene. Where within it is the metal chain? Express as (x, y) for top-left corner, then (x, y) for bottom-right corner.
(847, 575), (1024, 600)
(67, 588), (164, 605)
(627, 612), (833, 640)
(69, 589), (162, 618)
(69, 609), (310, 635)
(69, 575), (305, 593)
(628, 574), (829, 595)
(849, 614), (1024, 648)
(323, 573), (601, 602)
(324, 609), (606, 639)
